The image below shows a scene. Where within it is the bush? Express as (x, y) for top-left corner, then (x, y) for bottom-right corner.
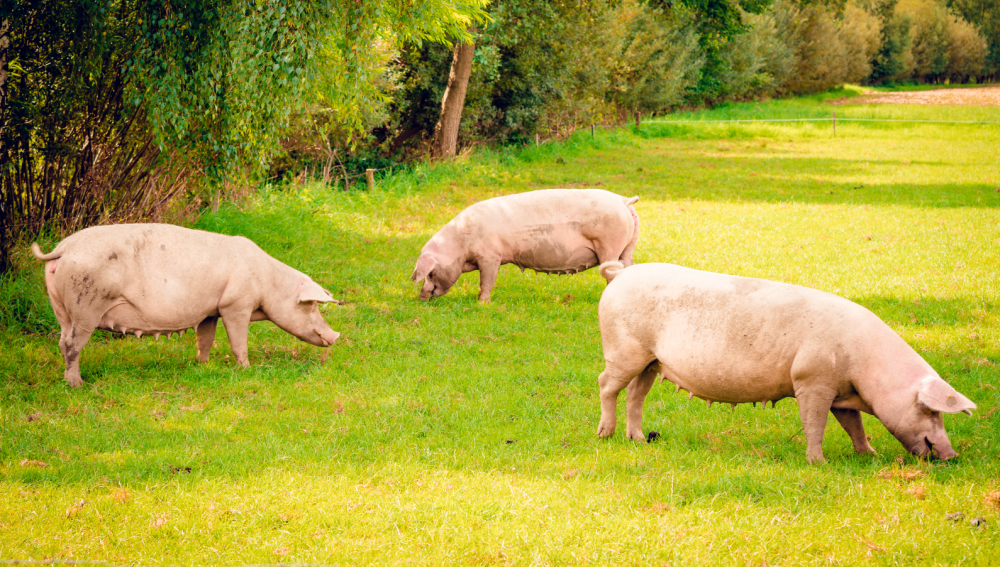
(903, 0), (951, 80)
(606, 0), (704, 114)
(872, 10), (914, 83)
(840, 3), (883, 84)
(944, 12), (989, 82)
(0, 260), (58, 335)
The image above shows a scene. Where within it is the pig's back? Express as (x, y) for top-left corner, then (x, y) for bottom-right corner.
(465, 189), (627, 230)
(599, 263), (878, 402)
(54, 224), (266, 327)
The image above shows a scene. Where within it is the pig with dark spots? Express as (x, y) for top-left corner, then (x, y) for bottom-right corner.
(594, 261), (976, 463)
(32, 223), (340, 387)
(411, 189), (640, 302)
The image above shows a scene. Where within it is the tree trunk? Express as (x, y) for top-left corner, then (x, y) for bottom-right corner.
(433, 35), (475, 159)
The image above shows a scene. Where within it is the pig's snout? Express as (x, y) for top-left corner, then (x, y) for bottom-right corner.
(911, 437), (958, 460)
(319, 328), (340, 347)
(419, 280), (438, 301)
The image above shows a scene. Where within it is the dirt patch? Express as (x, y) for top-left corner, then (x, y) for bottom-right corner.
(838, 86), (1000, 106)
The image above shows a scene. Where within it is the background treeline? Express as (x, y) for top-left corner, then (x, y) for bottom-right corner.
(351, 0), (994, 160)
(1, 0), (996, 274)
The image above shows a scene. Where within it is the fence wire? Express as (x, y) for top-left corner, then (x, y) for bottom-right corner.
(647, 117), (1000, 125)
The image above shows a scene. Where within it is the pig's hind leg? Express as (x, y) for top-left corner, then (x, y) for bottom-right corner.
(597, 358), (651, 439)
(58, 322), (97, 387)
(618, 206), (640, 267)
(57, 306), (107, 387)
(831, 408), (877, 455)
(196, 317), (219, 363)
(625, 362), (659, 441)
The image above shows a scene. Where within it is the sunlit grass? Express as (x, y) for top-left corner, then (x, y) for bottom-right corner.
(2, 91), (999, 564)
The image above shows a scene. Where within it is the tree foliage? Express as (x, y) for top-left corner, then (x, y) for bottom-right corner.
(0, 0), (486, 273)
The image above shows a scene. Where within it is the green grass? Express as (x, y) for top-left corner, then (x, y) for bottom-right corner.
(2, 91), (1000, 565)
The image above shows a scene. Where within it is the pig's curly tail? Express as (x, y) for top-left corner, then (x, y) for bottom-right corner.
(599, 261), (625, 283)
(30, 242), (63, 261)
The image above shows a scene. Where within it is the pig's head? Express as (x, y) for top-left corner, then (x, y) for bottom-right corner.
(886, 376), (976, 460)
(266, 279), (340, 347)
(411, 253), (460, 301)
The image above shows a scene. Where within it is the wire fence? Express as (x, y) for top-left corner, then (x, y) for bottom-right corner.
(647, 116), (1000, 125)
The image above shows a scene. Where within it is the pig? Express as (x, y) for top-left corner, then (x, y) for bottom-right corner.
(594, 261), (976, 463)
(411, 189), (640, 303)
(31, 223), (341, 387)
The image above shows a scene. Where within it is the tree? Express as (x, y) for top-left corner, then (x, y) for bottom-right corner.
(947, 0), (1000, 75)
(650, 0), (773, 102)
(0, 0), (486, 273)
(433, 35), (476, 158)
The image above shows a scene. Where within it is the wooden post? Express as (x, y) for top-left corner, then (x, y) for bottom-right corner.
(591, 124), (595, 139)
(535, 133), (539, 147)
(366, 169), (375, 190)
(635, 111), (641, 128)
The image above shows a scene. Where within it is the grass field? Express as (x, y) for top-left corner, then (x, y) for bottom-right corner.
(2, 87), (999, 565)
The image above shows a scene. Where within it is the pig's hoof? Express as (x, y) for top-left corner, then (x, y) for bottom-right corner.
(806, 453), (827, 465)
(626, 428), (646, 442)
(65, 376), (84, 388)
(596, 423), (616, 438)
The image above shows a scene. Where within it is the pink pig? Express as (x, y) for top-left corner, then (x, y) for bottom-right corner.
(411, 189), (640, 302)
(595, 261), (976, 463)
(32, 223), (340, 386)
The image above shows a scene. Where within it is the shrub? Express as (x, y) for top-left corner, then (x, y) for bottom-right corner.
(840, 3), (883, 83)
(606, 0), (704, 114)
(902, 0), (952, 80)
(944, 12), (989, 81)
(871, 10), (915, 83)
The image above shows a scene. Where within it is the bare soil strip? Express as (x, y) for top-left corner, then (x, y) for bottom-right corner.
(846, 85), (1000, 106)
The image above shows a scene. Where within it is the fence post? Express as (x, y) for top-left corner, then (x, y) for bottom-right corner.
(591, 124), (595, 140)
(635, 111), (641, 128)
(535, 133), (539, 147)
(366, 169), (375, 190)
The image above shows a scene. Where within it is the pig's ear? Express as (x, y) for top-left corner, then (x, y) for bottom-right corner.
(918, 377), (977, 415)
(411, 254), (437, 282)
(298, 281), (334, 303)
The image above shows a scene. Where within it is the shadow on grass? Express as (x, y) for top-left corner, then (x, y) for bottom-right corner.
(563, 150), (1000, 209)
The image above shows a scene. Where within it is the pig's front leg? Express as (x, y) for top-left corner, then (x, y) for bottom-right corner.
(477, 257), (501, 303)
(831, 408), (877, 455)
(625, 366), (658, 441)
(794, 384), (838, 464)
(196, 316), (218, 363)
(219, 308), (253, 367)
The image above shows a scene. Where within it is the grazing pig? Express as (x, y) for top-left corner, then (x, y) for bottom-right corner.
(32, 223), (340, 386)
(595, 261), (976, 463)
(411, 189), (640, 302)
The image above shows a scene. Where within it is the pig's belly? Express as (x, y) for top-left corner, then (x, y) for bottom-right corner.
(98, 299), (213, 336)
(655, 351), (797, 404)
(513, 245), (598, 274)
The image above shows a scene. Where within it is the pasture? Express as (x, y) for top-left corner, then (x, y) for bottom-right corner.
(1, 88), (999, 565)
